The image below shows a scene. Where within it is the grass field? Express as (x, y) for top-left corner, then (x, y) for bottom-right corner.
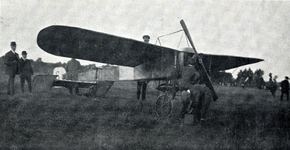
(0, 73), (290, 149)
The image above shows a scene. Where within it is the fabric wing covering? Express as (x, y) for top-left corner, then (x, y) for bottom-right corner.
(37, 25), (263, 70)
(37, 25), (176, 67)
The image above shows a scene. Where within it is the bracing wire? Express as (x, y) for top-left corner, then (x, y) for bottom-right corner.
(155, 29), (183, 46)
(177, 32), (184, 49)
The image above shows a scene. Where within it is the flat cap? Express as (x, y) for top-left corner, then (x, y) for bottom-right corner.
(22, 51), (27, 55)
(142, 35), (150, 40)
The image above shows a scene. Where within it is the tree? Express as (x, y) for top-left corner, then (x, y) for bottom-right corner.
(254, 69), (264, 78)
(236, 68), (254, 87)
(247, 68), (254, 85)
(212, 71), (233, 86)
(253, 69), (265, 89)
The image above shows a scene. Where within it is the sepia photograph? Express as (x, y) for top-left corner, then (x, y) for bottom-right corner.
(1, 0), (290, 149)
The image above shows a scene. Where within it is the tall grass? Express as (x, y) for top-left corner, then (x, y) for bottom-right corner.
(0, 77), (289, 149)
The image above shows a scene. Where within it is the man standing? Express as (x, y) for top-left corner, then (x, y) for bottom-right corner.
(19, 51), (34, 93)
(268, 73), (277, 97)
(66, 58), (81, 81)
(271, 75), (278, 97)
(4, 41), (20, 95)
(137, 35), (150, 101)
(66, 58), (81, 94)
(280, 76), (289, 101)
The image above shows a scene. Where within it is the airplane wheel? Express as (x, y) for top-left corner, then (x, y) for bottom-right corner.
(155, 94), (173, 118)
(88, 85), (97, 97)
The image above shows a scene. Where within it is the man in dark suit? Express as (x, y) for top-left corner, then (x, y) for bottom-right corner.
(280, 76), (289, 101)
(19, 51), (34, 93)
(137, 35), (150, 101)
(179, 55), (201, 91)
(179, 56), (202, 121)
(4, 41), (20, 95)
(65, 58), (81, 94)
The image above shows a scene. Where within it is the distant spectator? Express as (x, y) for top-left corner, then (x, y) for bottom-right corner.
(280, 76), (289, 101)
(271, 75), (278, 97)
(4, 41), (20, 95)
(269, 73), (273, 82)
(268, 73), (277, 97)
(66, 58), (81, 94)
(19, 51), (34, 93)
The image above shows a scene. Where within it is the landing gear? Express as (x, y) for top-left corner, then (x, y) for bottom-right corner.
(69, 84), (79, 95)
(86, 81), (114, 97)
(155, 81), (177, 118)
(155, 92), (173, 118)
(88, 84), (98, 97)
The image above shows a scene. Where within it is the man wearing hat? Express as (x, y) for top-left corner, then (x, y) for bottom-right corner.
(19, 51), (34, 93)
(137, 35), (150, 101)
(280, 76), (289, 101)
(4, 41), (20, 95)
(142, 35), (150, 43)
(179, 55), (203, 122)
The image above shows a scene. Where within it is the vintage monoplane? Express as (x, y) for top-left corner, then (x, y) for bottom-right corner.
(33, 20), (263, 116)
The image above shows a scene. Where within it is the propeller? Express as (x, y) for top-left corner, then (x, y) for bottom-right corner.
(180, 19), (218, 101)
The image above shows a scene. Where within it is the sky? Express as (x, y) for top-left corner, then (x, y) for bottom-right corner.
(1, 0), (289, 80)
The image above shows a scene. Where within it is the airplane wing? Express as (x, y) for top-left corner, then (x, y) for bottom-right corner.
(37, 25), (263, 71)
(37, 25), (176, 67)
(199, 53), (263, 72)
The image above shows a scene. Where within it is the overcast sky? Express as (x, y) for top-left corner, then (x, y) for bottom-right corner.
(1, 0), (289, 80)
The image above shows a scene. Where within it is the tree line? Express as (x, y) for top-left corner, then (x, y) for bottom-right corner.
(208, 68), (267, 89)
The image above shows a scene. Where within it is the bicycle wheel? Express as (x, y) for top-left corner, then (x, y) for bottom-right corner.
(155, 94), (173, 118)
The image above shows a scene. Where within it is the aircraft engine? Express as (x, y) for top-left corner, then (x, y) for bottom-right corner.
(178, 47), (195, 67)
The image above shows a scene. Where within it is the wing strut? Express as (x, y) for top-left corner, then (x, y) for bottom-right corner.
(180, 20), (218, 101)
